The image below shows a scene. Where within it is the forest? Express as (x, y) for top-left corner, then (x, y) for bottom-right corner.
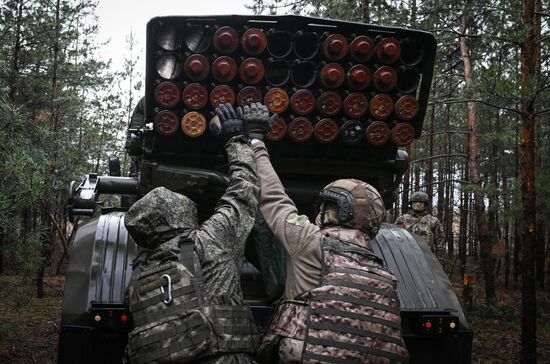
(0, 0), (549, 363)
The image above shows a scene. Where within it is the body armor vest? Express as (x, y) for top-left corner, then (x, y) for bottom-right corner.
(403, 215), (434, 250)
(260, 235), (408, 363)
(412, 221), (432, 245)
(126, 231), (259, 364)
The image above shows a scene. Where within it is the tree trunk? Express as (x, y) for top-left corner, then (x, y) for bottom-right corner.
(414, 154), (421, 192)
(519, 0), (538, 361)
(446, 151), (454, 259)
(459, 164), (469, 280)
(0, 229), (4, 274)
(361, 0), (370, 23)
(51, 0), (61, 130)
(459, 3), (496, 305)
(410, 0), (417, 26)
(401, 145), (411, 215)
(489, 113), (501, 278)
(514, 119), (522, 282)
(503, 162), (510, 289)
(437, 162), (445, 223)
(536, 222), (545, 288)
(468, 193), (477, 260)
(533, 0), (544, 290)
(426, 104), (435, 214)
(36, 205), (52, 298)
(8, 0), (24, 102)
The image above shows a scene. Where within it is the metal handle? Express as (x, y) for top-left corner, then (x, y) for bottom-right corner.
(160, 274), (172, 305)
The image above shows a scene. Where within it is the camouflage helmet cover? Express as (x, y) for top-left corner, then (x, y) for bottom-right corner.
(319, 179), (385, 238)
(124, 187), (199, 249)
(409, 191), (429, 204)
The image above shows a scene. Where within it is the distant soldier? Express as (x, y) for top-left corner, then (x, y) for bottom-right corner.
(124, 104), (260, 364)
(244, 103), (409, 363)
(395, 191), (445, 259)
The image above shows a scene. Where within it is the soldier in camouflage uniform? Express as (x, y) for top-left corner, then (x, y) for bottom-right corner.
(244, 103), (408, 363)
(395, 191), (445, 260)
(124, 104), (260, 364)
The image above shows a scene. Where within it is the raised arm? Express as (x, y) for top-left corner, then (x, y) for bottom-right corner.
(198, 105), (259, 256)
(241, 102), (320, 257)
(251, 140), (320, 257)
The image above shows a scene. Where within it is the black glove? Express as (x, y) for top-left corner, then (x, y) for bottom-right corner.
(212, 103), (245, 142)
(243, 102), (276, 140)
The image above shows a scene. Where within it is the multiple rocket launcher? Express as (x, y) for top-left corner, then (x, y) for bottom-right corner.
(146, 17), (435, 154)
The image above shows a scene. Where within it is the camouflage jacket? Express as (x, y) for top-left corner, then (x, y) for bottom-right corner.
(184, 136), (260, 364)
(194, 137), (259, 302)
(125, 136), (260, 364)
(395, 212), (445, 259)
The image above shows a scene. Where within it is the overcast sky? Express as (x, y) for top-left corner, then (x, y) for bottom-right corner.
(95, 0), (254, 76)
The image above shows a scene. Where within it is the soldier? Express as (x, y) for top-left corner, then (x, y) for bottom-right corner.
(395, 191), (445, 259)
(124, 104), (260, 364)
(244, 103), (409, 363)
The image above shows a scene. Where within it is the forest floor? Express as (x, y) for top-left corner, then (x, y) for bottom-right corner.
(0, 266), (549, 363)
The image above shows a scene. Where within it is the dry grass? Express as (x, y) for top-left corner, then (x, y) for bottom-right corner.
(448, 267), (550, 364)
(0, 276), (64, 364)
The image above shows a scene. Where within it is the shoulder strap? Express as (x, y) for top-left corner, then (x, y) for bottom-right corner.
(132, 249), (149, 268)
(178, 230), (198, 275)
(178, 229), (209, 308)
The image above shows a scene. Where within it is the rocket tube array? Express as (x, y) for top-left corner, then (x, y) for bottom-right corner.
(152, 24), (424, 147)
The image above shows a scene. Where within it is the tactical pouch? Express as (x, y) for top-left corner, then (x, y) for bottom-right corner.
(300, 236), (409, 363)
(126, 233), (258, 363)
(128, 310), (213, 364)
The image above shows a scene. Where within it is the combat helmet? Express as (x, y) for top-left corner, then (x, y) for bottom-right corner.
(318, 179), (385, 238)
(409, 191), (429, 213)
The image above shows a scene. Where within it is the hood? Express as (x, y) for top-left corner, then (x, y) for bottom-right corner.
(124, 187), (198, 249)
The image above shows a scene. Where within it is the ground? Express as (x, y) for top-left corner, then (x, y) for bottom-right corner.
(0, 276), (63, 364)
(0, 270), (549, 363)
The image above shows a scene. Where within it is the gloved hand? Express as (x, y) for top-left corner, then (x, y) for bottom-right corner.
(212, 103), (245, 143)
(243, 102), (276, 140)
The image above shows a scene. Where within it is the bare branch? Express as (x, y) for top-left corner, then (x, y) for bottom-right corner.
(422, 130), (470, 137)
(410, 153), (469, 165)
(397, 179), (473, 196)
(534, 108), (550, 117)
(47, 211), (69, 261)
(429, 98), (522, 115)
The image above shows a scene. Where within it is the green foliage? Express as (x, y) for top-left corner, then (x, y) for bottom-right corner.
(246, 0), (410, 25)
(0, 99), (49, 274)
(0, 321), (23, 353)
(0, 276), (39, 353)
(0, 0), (135, 289)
